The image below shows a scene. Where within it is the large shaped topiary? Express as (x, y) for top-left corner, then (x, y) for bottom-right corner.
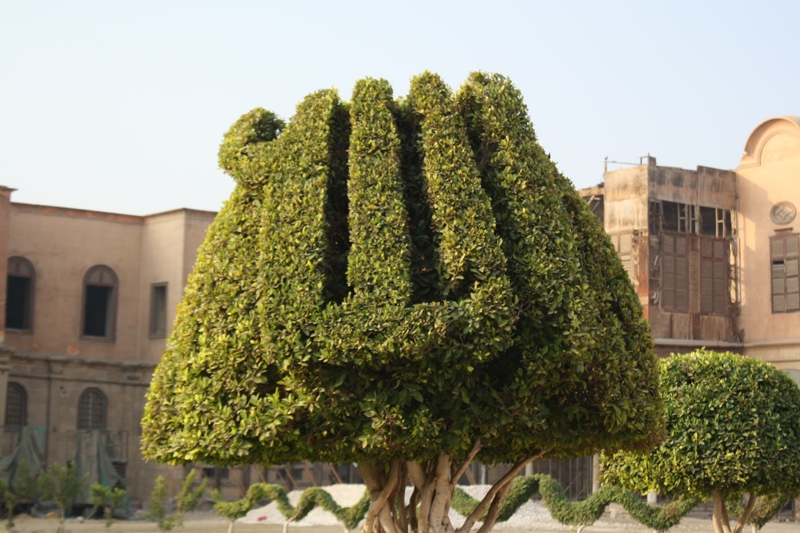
(603, 349), (800, 533)
(142, 72), (662, 533)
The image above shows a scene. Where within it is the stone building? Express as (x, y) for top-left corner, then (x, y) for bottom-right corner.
(580, 115), (800, 384)
(0, 195), (216, 504)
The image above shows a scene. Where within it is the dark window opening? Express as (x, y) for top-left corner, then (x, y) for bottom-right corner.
(78, 388), (107, 430)
(771, 233), (800, 313)
(149, 284), (167, 338)
(6, 277), (31, 330)
(649, 201), (662, 234)
(662, 233), (689, 312)
(700, 207), (732, 237)
(661, 201), (679, 232)
(82, 266), (117, 339)
(701, 238), (729, 314)
(661, 201), (697, 234)
(84, 285), (112, 337)
(5, 382), (27, 427)
(5, 257), (34, 331)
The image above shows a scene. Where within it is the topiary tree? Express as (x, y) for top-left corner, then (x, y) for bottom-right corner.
(602, 349), (800, 533)
(142, 71), (662, 533)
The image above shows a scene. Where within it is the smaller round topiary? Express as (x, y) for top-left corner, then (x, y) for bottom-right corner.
(602, 349), (800, 533)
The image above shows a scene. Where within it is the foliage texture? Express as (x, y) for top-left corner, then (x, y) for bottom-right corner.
(142, 71), (661, 533)
(214, 482), (370, 532)
(603, 349), (800, 533)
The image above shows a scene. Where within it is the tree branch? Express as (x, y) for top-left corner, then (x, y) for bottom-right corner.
(429, 454), (453, 531)
(450, 439), (482, 490)
(474, 478), (514, 533)
(731, 494), (757, 533)
(712, 492), (733, 533)
(720, 496), (733, 533)
(407, 462), (426, 491)
(456, 450), (549, 533)
(417, 461), (437, 533)
(359, 462), (400, 533)
(393, 463), (408, 533)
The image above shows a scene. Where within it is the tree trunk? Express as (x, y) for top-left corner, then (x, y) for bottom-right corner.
(357, 446), (548, 533)
(731, 494), (757, 533)
(712, 491), (758, 533)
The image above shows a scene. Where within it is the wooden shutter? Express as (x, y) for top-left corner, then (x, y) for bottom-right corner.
(701, 238), (728, 314)
(662, 234), (689, 312)
(771, 234), (800, 313)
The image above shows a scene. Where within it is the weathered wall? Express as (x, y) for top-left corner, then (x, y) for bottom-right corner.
(604, 166), (649, 233)
(649, 165), (736, 210)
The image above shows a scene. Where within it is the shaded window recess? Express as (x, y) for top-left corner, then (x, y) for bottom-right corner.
(77, 388), (107, 431)
(661, 233), (689, 312)
(701, 238), (729, 314)
(5, 256), (34, 331)
(610, 233), (634, 281)
(201, 466), (231, 490)
(699, 206), (732, 237)
(771, 232), (799, 313)
(202, 466), (230, 480)
(5, 382), (27, 427)
(82, 266), (118, 340)
(149, 283), (167, 338)
(652, 201), (732, 237)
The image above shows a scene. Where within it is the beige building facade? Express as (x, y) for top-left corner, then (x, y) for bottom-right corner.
(0, 196), (215, 504)
(582, 116), (800, 384)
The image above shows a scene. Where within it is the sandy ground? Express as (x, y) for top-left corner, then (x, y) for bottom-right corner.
(4, 513), (798, 533)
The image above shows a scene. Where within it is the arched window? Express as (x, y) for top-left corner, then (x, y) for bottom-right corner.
(5, 257), (34, 331)
(77, 388), (107, 430)
(5, 382), (27, 427)
(82, 265), (118, 339)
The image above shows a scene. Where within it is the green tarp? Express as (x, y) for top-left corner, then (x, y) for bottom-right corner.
(0, 426), (44, 488)
(74, 430), (124, 504)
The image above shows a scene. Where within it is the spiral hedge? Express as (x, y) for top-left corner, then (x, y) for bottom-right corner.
(211, 475), (793, 532)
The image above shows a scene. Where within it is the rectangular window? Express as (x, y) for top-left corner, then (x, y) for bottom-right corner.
(5, 276), (32, 330)
(150, 283), (167, 338)
(699, 207), (732, 237)
(662, 233), (689, 312)
(771, 233), (800, 313)
(84, 286), (113, 337)
(701, 238), (728, 314)
(661, 201), (697, 234)
(677, 203), (697, 234)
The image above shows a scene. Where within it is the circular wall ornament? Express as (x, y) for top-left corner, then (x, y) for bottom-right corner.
(771, 201), (797, 225)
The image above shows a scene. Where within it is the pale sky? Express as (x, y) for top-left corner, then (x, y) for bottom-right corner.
(1, 1), (798, 216)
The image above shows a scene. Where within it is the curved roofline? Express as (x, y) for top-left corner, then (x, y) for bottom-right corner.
(740, 115), (800, 168)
